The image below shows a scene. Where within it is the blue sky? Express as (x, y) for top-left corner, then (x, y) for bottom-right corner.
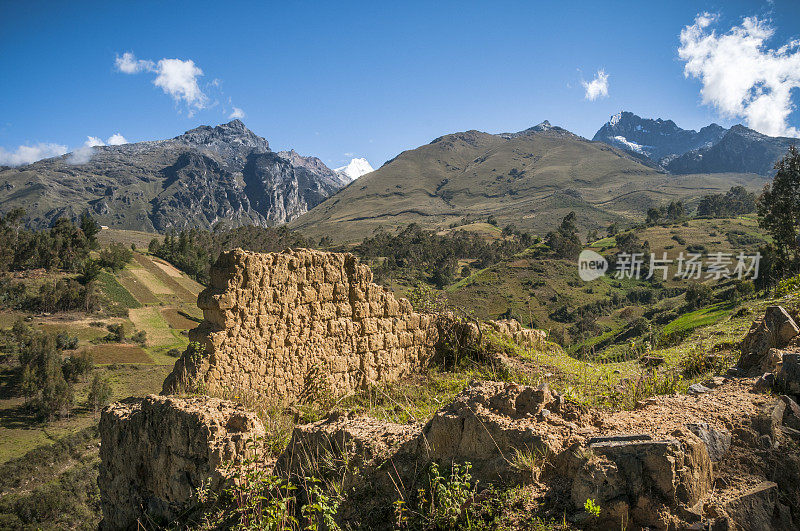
(1, 0), (798, 169)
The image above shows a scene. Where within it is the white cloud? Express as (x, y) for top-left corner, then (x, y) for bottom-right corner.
(68, 136), (104, 165)
(115, 52), (208, 115)
(0, 143), (68, 166)
(85, 136), (105, 147)
(228, 107), (245, 119)
(582, 70), (609, 101)
(107, 133), (128, 145)
(114, 52), (155, 74)
(153, 58), (207, 114)
(678, 13), (800, 137)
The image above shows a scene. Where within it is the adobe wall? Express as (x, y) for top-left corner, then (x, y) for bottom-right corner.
(162, 248), (439, 403)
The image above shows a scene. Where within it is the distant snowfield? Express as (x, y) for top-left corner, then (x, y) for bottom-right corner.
(335, 157), (374, 180)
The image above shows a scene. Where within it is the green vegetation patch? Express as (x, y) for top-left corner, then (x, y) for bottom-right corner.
(661, 302), (735, 337)
(96, 270), (140, 309)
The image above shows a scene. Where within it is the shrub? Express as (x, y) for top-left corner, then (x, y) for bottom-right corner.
(62, 352), (94, 383)
(104, 323), (125, 343)
(98, 242), (133, 272)
(130, 330), (147, 346)
(55, 331), (79, 351)
(685, 282), (713, 309)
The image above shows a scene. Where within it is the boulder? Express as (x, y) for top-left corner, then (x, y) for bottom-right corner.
(688, 383), (712, 395)
(99, 395), (265, 530)
(687, 422), (731, 462)
(738, 306), (799, 375)
(753, 372), (776, 393)
(570, 431), (712, 528)
(778, 395), (800, 431)
(722, 481), (781, 531)
(422, 381), (572, 484)
(777, 352), (800, 394)
(752, 400), (787, 445)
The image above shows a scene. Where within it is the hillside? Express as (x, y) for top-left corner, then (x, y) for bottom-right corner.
(0, 120), (347, 232)
(444, 217), (767, 350)
(290, 124), (766, 242)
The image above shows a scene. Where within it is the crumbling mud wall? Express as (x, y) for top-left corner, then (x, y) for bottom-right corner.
(98, 395), (265, 530)
(162, 248), (440, 403)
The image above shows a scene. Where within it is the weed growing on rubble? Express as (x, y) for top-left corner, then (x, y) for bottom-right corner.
(583, 498), (601, 518)
(194, 459), (342, 530)
(510, 446), (552, 481)
(396, 461), (477, 529)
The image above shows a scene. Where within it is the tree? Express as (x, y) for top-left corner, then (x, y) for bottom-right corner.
(99, 242), (133, 271)
(88, 374), (113, 416)
(148, 238), (161, 254)
(79, 211), (100, 248)
(646, 208), (661, 225)
(546, 212), (582, 259)
(757, 145), (800, 272)
(666, 201), (685, 221)
(685, 282), (713, 309)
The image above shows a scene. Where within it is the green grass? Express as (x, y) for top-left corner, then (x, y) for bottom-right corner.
(661, 302), (736, 336)
(96, 270), (141, 309)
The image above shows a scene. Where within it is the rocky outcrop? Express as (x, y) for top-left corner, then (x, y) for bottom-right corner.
(423, 380), (575, 483)
(570, 432), (712, 528)
(98, 395), (264, 530)
(162, 248), (441, 404)
(275, 380), (718, 529)
(737, 306), (799, 374)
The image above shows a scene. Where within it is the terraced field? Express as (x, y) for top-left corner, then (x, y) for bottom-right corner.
(0, 249), (203, 463)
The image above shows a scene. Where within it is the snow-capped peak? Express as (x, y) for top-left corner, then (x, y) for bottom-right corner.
(335, 157), (374, 180)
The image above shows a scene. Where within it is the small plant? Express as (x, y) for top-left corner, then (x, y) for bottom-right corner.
(413, 461), (476, 528)
(584, 498), (601, 518)
(510, 446), (551, 481)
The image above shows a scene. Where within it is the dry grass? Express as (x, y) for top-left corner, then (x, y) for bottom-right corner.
(85, 344), (152, 364)
(161, 308), (200, 330)
(116, 269), (159, 305)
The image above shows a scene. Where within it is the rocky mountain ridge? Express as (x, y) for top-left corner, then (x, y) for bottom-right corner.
(0, 120), (347, 231)
(593, 111), (795, 175)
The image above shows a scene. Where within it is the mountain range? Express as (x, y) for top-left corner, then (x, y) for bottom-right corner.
(592, 111), (795, 175)
(0, 112), (793, 239)
(289, 122), (767, 242)
(0, 120), (348, 231)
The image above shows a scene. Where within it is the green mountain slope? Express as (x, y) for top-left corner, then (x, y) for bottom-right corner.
(290, 125), (767, 242)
